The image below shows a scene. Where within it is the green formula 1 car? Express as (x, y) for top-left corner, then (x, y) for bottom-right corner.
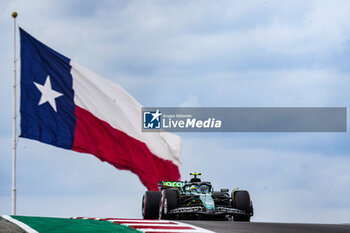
(142, 173), (253, 221)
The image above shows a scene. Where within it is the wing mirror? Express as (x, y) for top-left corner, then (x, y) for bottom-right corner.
(220, 188), (229, 192)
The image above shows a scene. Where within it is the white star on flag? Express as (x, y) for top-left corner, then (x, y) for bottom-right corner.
(151, 109), (162, 122)
(34, 75), (63, 112)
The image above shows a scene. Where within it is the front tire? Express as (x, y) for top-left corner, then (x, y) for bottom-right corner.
(232, 190), (253, 222)
(142, 191), (161, 219)
(159, 189), (179, 220)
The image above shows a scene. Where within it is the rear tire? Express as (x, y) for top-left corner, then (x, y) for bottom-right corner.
(159, 189), (179, 220)
(142, 191), (161, 219)
(232, 190), (252, 222)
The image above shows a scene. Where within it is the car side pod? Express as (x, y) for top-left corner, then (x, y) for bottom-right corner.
(142, 191), (161, 219)
(232, 190), (253, 222)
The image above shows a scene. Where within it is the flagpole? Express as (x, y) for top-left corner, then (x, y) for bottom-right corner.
(12, 11), (18, 216)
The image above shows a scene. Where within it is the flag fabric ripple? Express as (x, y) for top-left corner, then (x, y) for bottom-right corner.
(19, 28), (181, 190)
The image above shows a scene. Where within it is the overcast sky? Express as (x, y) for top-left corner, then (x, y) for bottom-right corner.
(1, 0), (350, 223)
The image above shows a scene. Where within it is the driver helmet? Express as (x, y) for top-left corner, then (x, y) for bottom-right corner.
(190, 184), (200, 193)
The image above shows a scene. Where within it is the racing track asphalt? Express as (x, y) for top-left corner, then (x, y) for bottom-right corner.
(181, 220), (350, 233)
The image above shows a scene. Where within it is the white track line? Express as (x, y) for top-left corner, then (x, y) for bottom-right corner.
(110, 219), (172, 222)
(1, 215), (39, 233)
(138, 230), (208, 233)
(119, 223), (180, 227)
(116, 221), (175, 224)
(116, 219), (215, 233)
(171, 220), (215, 233)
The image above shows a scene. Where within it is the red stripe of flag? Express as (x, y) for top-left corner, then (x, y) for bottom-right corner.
(72, 106), (180, 191)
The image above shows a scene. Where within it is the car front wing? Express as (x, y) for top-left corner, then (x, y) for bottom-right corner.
(168, 206), (252, 216)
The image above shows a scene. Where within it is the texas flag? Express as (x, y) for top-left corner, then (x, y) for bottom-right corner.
(19, 28), (181, 190)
